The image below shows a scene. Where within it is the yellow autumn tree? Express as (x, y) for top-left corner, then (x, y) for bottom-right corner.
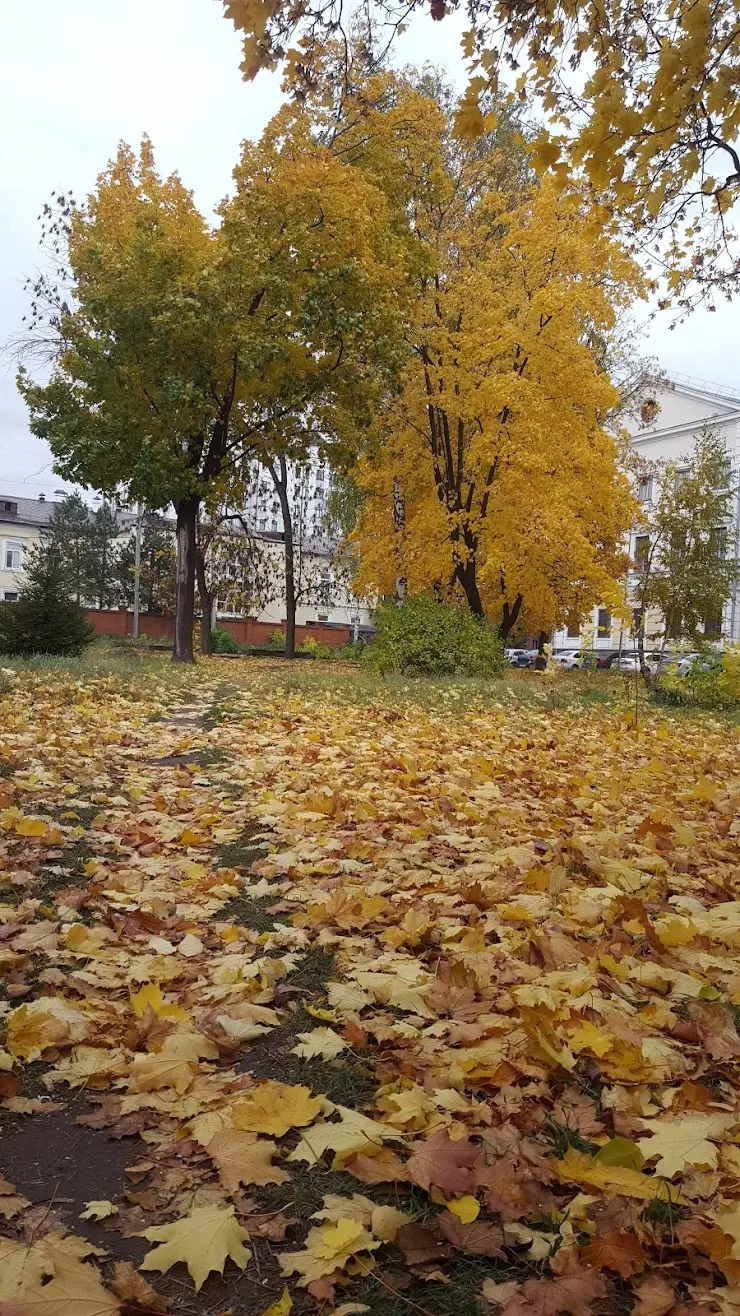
(338, 79), (643, 638)
(223, 0), (740, 304)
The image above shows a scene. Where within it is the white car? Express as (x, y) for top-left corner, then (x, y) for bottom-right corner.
(675, 651), (720, 676)
(555, 650), (585, 669)
(616, 650), (673, 674)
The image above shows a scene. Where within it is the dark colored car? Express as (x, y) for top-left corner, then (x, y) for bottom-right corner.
(595, 651), (621, 669)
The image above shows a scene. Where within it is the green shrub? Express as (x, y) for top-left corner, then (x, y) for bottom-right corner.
(297, 637), (335, 658)
(0, 553), (95, 657)
(654, 648), (740, 711)
(365, 595), (505, 677)
(211, 626), (239, 654)
(266, 628), (286, 651)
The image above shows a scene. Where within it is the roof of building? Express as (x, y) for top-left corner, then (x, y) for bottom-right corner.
(0, 495), (59, 528)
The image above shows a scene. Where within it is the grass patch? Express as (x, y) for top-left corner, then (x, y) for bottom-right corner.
(193, 746), (229, 767)
(545, 1119), (600, 1159)
(201, 684), (240, 730)
(221, 893), (281, 934)
(216, 824), (272, 869)
(286, 947), (336, 993)
(37, 838), (94, 896)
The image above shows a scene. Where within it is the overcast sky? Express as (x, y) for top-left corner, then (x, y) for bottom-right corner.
(1, 0), (737, 500)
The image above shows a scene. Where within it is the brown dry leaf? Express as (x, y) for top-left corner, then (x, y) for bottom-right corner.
(631, 1274), (677, 1316)
(207, 1129), (288, 1192)
(405, 1129), (482, 1195)
(437, 1210), (505, 1257)
(498, 1269), (609, 1314)
(344, 1148), (410, 1184)
(581, 1228), (647, 1278)
(396, 1224), (454, 1266)
(110, 1261), (169, 1312)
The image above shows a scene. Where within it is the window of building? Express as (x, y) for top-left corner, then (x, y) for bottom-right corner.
(704, 612), (724, 637)
(566, 619), (581, 638)
(3, 591), (18, 602)
(317, 613), (329, 622)
(634, 535), (650, 571)
(640, 398), (660, 426)
(1, 501), (18, 515)
(674, 468), (689, 492)
(637, 476), (653, 502)
(597, 608), (611, 639)
(709, 526), (728, 559)
(4, 540), (24, 571)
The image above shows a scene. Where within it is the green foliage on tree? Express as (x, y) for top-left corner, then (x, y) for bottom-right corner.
(632, 429), (738, 681)
(116, 513), (176, 615)
(366, 595), (505, 676)
(18, 122), (404, 663)
(42, 494), (121, 607)
(0, 548), (95, 657)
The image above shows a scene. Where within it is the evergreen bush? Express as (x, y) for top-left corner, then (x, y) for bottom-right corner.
(0, 551), (95, 657)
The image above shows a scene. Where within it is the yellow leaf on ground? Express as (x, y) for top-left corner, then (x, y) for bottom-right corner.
(16, 817), (48, 837)
(262, 1288), (292, 1316)
(637, 1114), (733, 1178)
(288, 1106), (400, 1167)
(232, 1082), (324, 1136)
(126, 1054), (195, 1095)
(139, 1204), (251, 1292)
(447, 1195), (480, 1223)
(290, 1027), (347, 1060)
(129, 983), (189, 1022)
(279, 1218), (380, 1286)
(80, 1201), (119, 1221)
(552, 1148), (684, 1201)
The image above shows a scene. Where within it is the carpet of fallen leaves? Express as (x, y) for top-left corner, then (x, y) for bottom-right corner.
(1, 659), (740, 1316)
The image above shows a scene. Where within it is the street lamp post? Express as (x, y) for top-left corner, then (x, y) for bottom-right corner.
(133, 503), (143, 640)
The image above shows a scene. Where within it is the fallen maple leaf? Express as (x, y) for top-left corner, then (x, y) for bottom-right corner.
(581, 1228), (647, 1278)
(207, 1129), (288, 1192)
(551, 1148), (683, 1202)
(261, 1289), (292, 1316)
(139, 1204), (251, 1292)
(109, 1261), (169, 1313)
(497, 1269), (609, 1314)
(396, 1223), (454, 1266)
(344, 1148), (410, 1184)
(405, 1128), (482, 1195)
(637, 1113), (733, 1178)
(279, 1218), (379, 1285)
(79, 1201), (118, 1222)
(290, 1027), (347, 1059)
(232, 1081), (324, 1136)
(288, 1106), (399, 1166)
(437, 1209), (504, 1256)
(631, 1274), (677, 1316)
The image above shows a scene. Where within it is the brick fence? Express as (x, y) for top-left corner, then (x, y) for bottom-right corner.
(84, 609), (356, 648)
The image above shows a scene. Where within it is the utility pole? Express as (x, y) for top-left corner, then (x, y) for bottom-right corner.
(132, 502), (143, 639)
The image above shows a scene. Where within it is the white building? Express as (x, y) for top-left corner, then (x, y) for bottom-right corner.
(553, 373), (740, 653)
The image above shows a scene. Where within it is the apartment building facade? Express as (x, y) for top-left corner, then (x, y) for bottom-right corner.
(552, 374), (740, 653)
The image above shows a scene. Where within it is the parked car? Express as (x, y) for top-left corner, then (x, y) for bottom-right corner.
(555, 650), (585, 669)
(505, 648), (538, 667)
(675, 650), (722, 676)
(595, 651), (621, 669)
(615, 650), (673, 674)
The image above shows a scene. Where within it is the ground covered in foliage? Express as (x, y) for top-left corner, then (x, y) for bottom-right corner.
(0, 656), (739, 1316)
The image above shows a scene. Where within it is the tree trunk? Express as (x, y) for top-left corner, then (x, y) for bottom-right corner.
(173, 495), (199, 664)
(498, 593), (523, 642)
(393, 478), (407, 605)
(636, 621), (652, 690)
(455, 560), (484, 619)
(195, 545), (213, 657)
(270, 456), (296, 659)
